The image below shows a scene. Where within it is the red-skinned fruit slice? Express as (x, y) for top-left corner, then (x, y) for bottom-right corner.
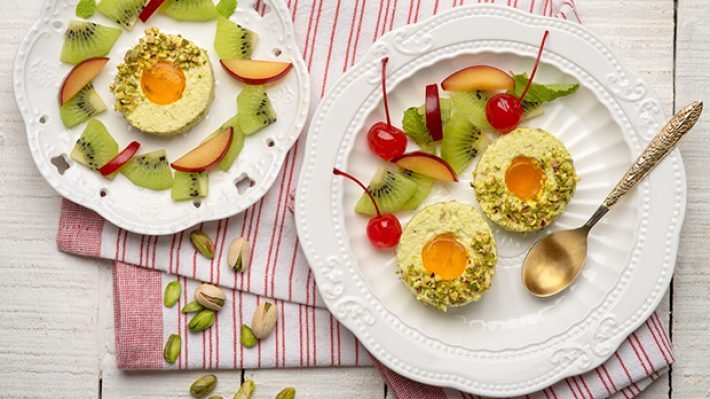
(392, 151), (458, 182)
(139, 0), (167, 22)
(59, 57), (109, 105)
(220, 59), (293, 85)
(99, 141), (141, 176)
(441, 65), (514, 92)
(425, 84), (443, 141)
(171, 127), (233, 172)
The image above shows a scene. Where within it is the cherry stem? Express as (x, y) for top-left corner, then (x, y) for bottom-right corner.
(380, 57), (392, 128)
(333, 168), (382, 217)
(519, 30), (550, 102)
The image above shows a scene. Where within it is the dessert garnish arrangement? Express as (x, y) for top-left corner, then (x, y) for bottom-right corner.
(334, 31), (582, 311)
(58, 0), (293, 201)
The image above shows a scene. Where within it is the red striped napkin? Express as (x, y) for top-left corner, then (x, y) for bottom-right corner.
(56, 1), (674, 398)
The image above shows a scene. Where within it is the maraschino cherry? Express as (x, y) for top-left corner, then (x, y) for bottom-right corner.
(367, 57), (407, 160)
(486, 30), (550, 134)
(333, 168), (402, 249)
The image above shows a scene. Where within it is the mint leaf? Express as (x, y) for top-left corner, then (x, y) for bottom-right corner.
(75, 0), (96, 18)
(402, 107), (434, 152)
(509, 73), (579, 103)
(217, 0), (238, 17)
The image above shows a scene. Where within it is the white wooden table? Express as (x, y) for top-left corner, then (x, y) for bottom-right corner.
(1, 1), (708, 397)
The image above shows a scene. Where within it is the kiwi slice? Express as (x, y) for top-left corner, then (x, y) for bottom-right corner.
(522, 101), (544, 120)
(76, 0), (97, 18)
(60, 83), (107, 128)
(441, 113), (489, 175)
(354, 168), (418, 216)
(161, 0), (218, 21)
(172, 171), (208, 201)
(96, 0), (147, 30)
(61, 21), (121, 65)
(70, 119), (118, 173)
(237, 85), (277, 136)
(121, 149), (174, 190)
(401, 107), (435, 153)
(401, 170), (434, 211)
(450, 91), (492, 131)
(214, 16), (257, 59)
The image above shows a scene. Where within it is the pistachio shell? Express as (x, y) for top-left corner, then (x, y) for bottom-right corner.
(227, 237), (251, 272)
(195, 283), (226, 311)
(251, 302), (278, 339)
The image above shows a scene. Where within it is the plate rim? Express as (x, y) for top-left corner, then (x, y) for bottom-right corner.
(296, 4), (685, 396)
(13, 0), (310, 235)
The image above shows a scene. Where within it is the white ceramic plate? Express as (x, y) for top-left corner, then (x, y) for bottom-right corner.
(296, 5), (685, 397)
(14, 0), (309, 235)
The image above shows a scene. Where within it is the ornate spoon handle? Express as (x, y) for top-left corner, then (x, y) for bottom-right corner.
(602, 101), (703, 209)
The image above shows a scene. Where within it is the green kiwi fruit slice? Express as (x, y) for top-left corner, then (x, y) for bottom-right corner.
(354, 168), (418, 216)
(522, 101), (544, 120)
(401, 170), (434, 211)
(60, 83), (107, 128)
(76, 0), (97, 18)
(172, 171), (208, 201)
(161, 0), (218, 21)
(214, 16), (257, 59)
(61, 21), (121, 64)
(121, 149), (174, 190)
(441, 112), (489, 175)
(96, 0), (148, 30)
(450, 90), (492, 131)
(401, 106), (435, 153)
(70, 119), (118, 173)
(237, 85), (277, 136)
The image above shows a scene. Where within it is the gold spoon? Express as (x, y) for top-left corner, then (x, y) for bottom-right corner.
(522, 101), (704, 297)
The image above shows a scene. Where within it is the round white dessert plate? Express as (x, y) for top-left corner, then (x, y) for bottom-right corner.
(14, 0), (309, 235)
(296, 5), (684, 397)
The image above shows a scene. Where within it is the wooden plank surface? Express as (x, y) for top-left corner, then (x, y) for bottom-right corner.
(0, 0), (704, 397)
(672, 0), (710, 397)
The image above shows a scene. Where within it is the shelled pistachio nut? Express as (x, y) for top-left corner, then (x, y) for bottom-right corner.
(240, 324), (257, 348)
(195, 283), (226, 311)
(275, 387), (295, 399)
(182, 300), (204, 314)
(191, 230), (215, 259)
(227, 237), (251, 272)
(190, 374), (217, 398)
(252, 302), (278, 339)
(208, 397), (223, 399)
(164, 280), (182, 308)
(163, 334), (181, 364)
(234, 379), (255, 399)
(189, 309), (216, 332)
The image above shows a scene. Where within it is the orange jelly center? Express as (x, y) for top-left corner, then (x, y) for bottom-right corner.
(141, 61), (186, 105)
(505, 156), (546, 200)
(421, 234), (468, 281)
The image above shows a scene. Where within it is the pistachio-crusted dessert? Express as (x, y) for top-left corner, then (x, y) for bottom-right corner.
(110, 28), (215, 136)
(396, 201), (497, 311)
(473, 127), (579, 233)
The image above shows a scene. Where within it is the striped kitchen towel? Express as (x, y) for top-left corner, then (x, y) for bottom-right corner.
(56, 0), (674, 397)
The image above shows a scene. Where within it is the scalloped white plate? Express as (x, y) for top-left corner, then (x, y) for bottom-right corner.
(296, 5), (685, 397)
(14, 0), (309, 235)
